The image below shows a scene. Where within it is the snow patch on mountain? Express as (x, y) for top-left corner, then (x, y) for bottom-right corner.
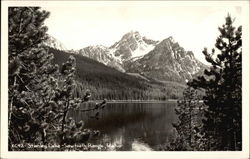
(131, 43), (155, 58)
(73, 31), (159, 72)
(47, 31), (206, 83)
(109, 31), (158, 61)
(109, 48), (123, 64)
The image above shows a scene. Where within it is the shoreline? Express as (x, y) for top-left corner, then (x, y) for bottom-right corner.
(87, 99), (178, 103)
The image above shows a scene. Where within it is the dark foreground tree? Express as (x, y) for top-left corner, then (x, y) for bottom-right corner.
(8, 7), (106, 151)
(188, 14), (242, 150)
(8, 7), (55, 148)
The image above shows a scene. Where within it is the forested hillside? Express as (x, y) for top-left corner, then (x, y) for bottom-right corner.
(50, 48), (186, 100)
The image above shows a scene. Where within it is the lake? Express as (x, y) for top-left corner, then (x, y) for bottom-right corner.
(69, 102), (178, 151)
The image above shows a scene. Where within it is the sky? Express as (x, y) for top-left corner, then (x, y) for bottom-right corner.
(42, 2), (242, 64)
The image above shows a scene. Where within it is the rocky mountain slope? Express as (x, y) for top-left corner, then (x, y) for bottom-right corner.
(125, 37), (205, 83)
(46, 31), (206, 83)
(50, 48), (186, 100)
(109, 31), (159, 61)
(76, 31), (159, 72)
(78, 45), (125, 72)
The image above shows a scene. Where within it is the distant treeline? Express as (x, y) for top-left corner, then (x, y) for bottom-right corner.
(51, 48), (186, 100)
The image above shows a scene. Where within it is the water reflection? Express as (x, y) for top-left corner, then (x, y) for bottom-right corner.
(132, 140), (152, 151)
(69, 102), (177, 151)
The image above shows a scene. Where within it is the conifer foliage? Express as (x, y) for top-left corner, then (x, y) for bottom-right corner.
(8, 7), (106, 151)
(8, 7), (56, 149)
(161, 87), (207, 151)
(188, 14), (242, 150)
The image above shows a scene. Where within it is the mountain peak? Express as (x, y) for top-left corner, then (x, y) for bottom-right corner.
(126, 35), (206, 83)
(109, 31), (158, 61)
(61, 30), (205, 84)
(160, 36), (175, 44)
(121, 30), (142, 41)
(128, 30), (140, 35)
(167, 36), (174, 43)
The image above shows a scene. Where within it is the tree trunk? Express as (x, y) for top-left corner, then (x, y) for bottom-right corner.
(9, 76), (16, 128)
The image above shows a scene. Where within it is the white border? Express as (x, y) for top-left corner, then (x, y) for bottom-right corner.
(1, 1), (249, 159)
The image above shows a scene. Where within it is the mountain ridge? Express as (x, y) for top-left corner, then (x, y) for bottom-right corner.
(46, 31), (206, 83)
(125, 36), (205, 83)
(50, 47), (186, 100)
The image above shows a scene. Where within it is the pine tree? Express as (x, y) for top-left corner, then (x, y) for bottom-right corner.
(188, 14), (242, 150)
(161, 87), (206, 151)
(8, 7), (57, 149)
(8, 7), (106, 151)
(47, 56), (96, 149)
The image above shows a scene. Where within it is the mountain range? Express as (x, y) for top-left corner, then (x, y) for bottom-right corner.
(50, 47), (186, 100)
(46, 31), (206, 84)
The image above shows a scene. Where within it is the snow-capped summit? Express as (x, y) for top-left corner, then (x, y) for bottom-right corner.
(74, 31), (159, 72)
(70, 31), (206, 83)
(109, 31), (159, 61)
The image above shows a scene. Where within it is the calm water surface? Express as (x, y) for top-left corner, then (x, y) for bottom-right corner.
(69, 102), (178, 151)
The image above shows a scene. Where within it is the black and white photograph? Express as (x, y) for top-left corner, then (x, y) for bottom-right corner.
(1, 0), (249, 158)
